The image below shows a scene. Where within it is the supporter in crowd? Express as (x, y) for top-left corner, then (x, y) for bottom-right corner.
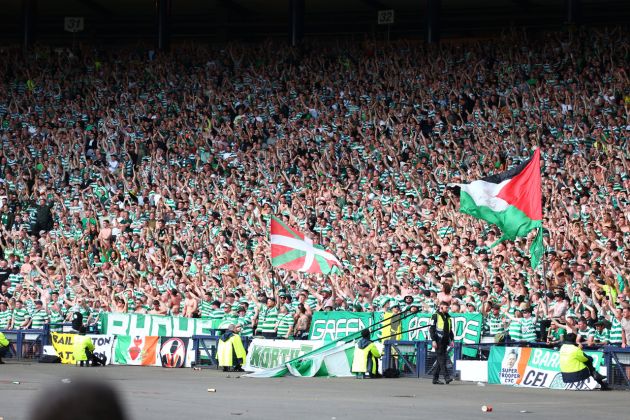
(0, 27), (628, 346)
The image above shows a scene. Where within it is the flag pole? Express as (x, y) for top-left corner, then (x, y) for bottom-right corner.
(541, 228), (549, 290)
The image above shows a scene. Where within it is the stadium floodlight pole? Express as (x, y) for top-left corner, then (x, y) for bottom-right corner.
(22, 0), (36, 52)
(289, 0), (305, 47)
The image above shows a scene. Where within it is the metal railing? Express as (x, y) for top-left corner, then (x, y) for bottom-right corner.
(383, 340), (630, 389)
(382, 340), (462, 378)
(191, 335), (252, 369)
(1, 326), (50, 360)
(603, 346), (630, 389)
(47, 323), (100, 334)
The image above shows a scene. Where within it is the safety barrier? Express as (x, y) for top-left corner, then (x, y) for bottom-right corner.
(382, 340), (462, 378)
(1, 326), (50, 360)
(191, 335), (253, 369)
(384, 340), (630, 389)
(48, 323), (100, 334)
(603, 346), (630, 389)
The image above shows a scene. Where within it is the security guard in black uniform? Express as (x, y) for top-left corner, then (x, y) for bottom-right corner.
(429, 301), (454, 385)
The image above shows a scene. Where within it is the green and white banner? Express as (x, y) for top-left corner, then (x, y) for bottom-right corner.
(308, 312), (376, 341)
(245, 339), (356, 378)
(308, 311), (483, 357)
(244, 339), (325, 373)
(99, 313), (221, 337)
(401, 313), (483, 357)
(488, 346), (603, 390)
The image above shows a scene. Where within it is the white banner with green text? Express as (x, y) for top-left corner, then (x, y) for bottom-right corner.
(488, 346), (603, 390)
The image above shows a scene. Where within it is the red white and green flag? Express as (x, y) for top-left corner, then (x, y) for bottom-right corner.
(270, 216), (341, 274)
(450, 149), (544, 268)
(114, 335), (159, 366)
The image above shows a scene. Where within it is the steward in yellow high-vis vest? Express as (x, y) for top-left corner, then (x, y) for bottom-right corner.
(0, 331), (9, 364)
(218, 324), (247, 372)
(352, 329), (381, 378)
(559, 333), (607, 388)
(73, 326), (96, 366)
(381, 304), (403, 342)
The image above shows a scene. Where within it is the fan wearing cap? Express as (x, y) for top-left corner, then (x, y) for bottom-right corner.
(382, 303), (403, 341)
(351, 329), (381, 379)
(484, 304), (508, 340)
(465, 301), (477, 313)
(401, 294), (415, 311)
(593, 320), (610, 345)
(314, 286), (335, 311)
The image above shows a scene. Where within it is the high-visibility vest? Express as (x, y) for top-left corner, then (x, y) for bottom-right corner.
(434, 313), (453, 341)
(217, 334), (247, 367)
(73, 335), (94, 362)
(559, 344), (588, 374)
(351, 342), (380, 374)
(0, 332), (9, 347)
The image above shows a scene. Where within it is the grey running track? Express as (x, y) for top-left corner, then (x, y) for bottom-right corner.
(0, 362), (627, 420)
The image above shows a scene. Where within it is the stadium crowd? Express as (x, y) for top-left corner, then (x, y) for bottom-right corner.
(0, 26), (629, 346)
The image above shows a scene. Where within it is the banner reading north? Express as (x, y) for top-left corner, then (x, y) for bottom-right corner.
(50, 333), (114, 365)
(244, 339), (356, 378)
(488, 346), (604, 390)
(245, 339), (325, 373)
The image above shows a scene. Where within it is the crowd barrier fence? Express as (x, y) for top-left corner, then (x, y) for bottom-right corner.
(1, 326), (50, 360)
(2, 328), (628, 390)
(191, 335), (253, 369)
(382, 340), (463, 378)
(383, 340), (630, 389)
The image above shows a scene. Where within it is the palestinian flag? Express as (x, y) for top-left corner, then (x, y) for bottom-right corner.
(114, 335), (159, 366)
(270, 216), (341, 274)
(450, 149), (543, 268)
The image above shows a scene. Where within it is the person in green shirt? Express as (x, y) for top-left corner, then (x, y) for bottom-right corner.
(507, 310), (523, 343)
(546, 320), (566, 346)
(520, 308), (538, 343)
(236, 306), (255, 337)
(593, 320), (610, 345)
(275, 305), (294, 339)
(12, 300), (30, 329)
(199, 292), (213, 318)
(29, 300), (49, 329)
(0, 302), (12, 330)
(256, 298), (278, 338)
